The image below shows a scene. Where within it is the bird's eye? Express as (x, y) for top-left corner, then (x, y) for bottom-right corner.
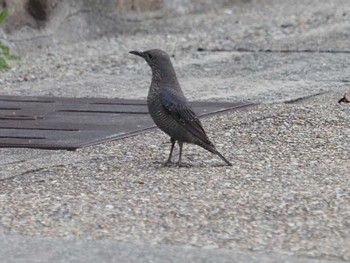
(148, 54), (154, 59)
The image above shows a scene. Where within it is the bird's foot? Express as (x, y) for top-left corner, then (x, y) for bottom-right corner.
(163, 160), (191, 168)
(164, 160), (175, 167)
(177, 162), (191, 168)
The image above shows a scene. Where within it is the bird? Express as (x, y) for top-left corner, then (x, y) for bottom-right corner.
(129, 49), (232, 167)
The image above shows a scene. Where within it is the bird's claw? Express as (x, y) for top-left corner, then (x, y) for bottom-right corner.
(177, 162), (191, 168)
(163, 160), (191, 168)
(164, 160), (175, 167)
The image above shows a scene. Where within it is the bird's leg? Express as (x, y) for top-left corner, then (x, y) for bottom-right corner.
(177, 141), (183, 167)
(165, 138), (176, 166)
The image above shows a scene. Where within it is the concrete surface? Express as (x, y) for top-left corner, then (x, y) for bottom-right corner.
(0, 235), (344, 263)
(0, 0), (350, 262)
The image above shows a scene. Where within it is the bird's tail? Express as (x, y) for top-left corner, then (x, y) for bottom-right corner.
(215, 150), (233, 166)
(202, 143), (232, 166)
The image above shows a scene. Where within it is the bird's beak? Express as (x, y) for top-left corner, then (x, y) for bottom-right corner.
(129, 50), (144, 58)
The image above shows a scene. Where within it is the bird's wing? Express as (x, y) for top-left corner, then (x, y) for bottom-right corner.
(159, 89), (211, 143)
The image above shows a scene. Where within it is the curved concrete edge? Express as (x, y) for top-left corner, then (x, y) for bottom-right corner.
(0, 235), (344, 263)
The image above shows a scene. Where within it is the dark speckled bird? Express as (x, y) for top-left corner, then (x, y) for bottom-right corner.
(129, 49), (232, 166)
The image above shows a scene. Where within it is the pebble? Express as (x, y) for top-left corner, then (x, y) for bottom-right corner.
(0, 93), (349, 261)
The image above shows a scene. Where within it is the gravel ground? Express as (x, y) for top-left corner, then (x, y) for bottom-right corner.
(0, 0), (349, 102)
(1, 93), (349, 261)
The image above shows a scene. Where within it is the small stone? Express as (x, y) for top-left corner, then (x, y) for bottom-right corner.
(105, 205), (114, 210)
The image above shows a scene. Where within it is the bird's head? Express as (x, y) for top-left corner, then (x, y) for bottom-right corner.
(129, 49), (172, 71)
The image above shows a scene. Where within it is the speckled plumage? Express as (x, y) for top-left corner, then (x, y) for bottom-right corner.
(130, 49), (232, 166)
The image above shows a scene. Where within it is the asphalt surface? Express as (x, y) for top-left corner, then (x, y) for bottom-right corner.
(0, 0), (350, 262)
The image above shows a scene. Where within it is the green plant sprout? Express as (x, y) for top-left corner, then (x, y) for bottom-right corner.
(0, 6), (20, 70)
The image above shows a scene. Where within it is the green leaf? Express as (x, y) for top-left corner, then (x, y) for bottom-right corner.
(0, 56), (9, 69)
(0, 42), (10, 56)
(9, 54), (21, 60)
(0, 7), (8, 25)
(0, 9), (21, 70)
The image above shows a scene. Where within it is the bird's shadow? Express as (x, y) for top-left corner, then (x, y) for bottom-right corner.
(152, 160), (229, 168)
(152, 160), (191, 168)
